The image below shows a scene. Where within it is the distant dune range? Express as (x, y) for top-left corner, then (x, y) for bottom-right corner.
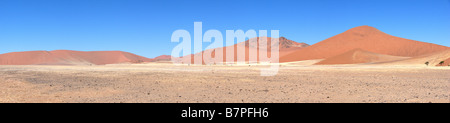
(152, 55), (172, 62)
(174, 37), (310, 64)
(0, 50), (154, 65)
(0, 26), (449, 66)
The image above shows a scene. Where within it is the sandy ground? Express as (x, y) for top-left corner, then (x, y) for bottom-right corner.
(0, 63), (448, 103)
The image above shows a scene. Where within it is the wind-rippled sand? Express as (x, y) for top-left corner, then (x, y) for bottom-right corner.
(0, 63), (448, 103)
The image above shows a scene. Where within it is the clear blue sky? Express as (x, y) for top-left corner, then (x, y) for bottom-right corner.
(0, 0), (449, 58)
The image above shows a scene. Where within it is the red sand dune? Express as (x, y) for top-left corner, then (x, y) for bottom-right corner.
(151, 55), (172, 61)
(280, 26), (450, 62)
(315, 48), (409, 65)
(175, 37), (309, 64)
(0, 50), (152, 65)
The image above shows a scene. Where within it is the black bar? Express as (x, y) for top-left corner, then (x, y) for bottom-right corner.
(1, 103), (444, 121)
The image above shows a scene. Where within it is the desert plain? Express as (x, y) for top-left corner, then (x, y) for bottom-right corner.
(0, 63), (448, 103)
(1, 26), (449, 103)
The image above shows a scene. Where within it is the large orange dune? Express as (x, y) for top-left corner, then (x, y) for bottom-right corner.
(280, 26), (450, 62)
(315, 48), (409, 65)
(0, 50), (153, 65)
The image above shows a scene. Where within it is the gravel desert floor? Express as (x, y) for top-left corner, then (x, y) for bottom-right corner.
(0, 63), (448, 103)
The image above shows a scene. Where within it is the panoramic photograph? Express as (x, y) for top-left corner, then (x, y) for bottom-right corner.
(0, 0), (449, 105)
